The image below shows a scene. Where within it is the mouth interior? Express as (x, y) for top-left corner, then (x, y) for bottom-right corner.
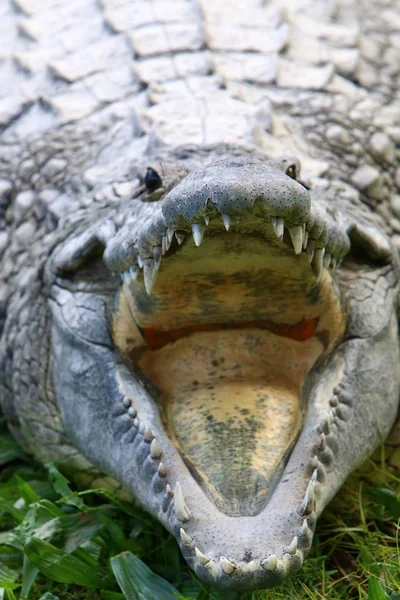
(113, 219), (345, 517)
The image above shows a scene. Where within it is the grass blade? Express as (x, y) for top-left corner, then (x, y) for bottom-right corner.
(110, 551), (180, 600)
(24, 537), (109, 588)
(368, 577), (391, 600)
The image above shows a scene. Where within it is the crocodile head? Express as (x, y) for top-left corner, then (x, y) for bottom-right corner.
(49, 154), (399, 590)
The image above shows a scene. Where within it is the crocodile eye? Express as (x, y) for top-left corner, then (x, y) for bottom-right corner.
(145, 167), (162, 194)
(286, 164), (297, 180)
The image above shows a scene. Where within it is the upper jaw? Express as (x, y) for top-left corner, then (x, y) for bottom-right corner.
(104, 157), (350, 291)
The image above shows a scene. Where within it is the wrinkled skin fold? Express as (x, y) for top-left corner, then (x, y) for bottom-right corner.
(34, 156), (399, 590)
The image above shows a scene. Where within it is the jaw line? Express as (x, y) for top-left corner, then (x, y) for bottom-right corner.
(114, 327), (346, 589)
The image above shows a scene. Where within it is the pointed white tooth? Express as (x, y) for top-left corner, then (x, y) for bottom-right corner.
(311, 469), (318, 482)
(129, 265), (139, 280)
(204, 215), (210, 226)
(143, 259), (159, 294)
(220, 557), (236, 575)
(303, 230), (308, 250)
(195, 547), (210, 566)
(180, 528), (194, 547)
(272, 216), (284, 240)
(137, 255), (144, 268)
(144, 427), (154, 440)
(192, 223), (204, 247)
(175, 232), (185, 245)
(158, 462), (167, 477)
(167, 227), (174, 244)
(298, 480), (316, 515)
(306, 240), (315, 262)
(285, 536), (298, 555)
(162, 235), (168, 255)
(166, 484), (174, 497)
(261, 554), (278, 571)
(323, 252), (331, 268)
(150, 438), (161, 458)
(302, 519), (310, 534)
(312, 247), (325, 280)
(319, 413), (331, 435)
(221, 213), (231, 231)
(174, 482), (192, 522)
(122, 271), (131, 285)
(153, 246), (162, 265)
(288, 225), (303, 254)
(271, 216), (285, 240)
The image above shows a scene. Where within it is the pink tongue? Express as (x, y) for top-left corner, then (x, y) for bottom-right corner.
(139, 328), (324, 516)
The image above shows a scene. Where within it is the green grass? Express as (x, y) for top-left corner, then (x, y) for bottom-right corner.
(0, 417), (399, 600)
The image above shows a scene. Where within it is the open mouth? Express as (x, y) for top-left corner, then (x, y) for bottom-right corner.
(111, 159), (347, 519)
(49, 155), (398, 588)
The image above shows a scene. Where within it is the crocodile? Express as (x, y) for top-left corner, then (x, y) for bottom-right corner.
(1, 0), (400, 591)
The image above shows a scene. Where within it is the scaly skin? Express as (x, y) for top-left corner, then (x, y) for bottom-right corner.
(0, 0), (400, 591)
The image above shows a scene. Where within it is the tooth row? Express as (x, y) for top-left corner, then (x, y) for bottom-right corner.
(119, 395), (167, 480)
(270, 216), (341, 276)
(119, 211), (341, 294)
(176, 474), (310, 579)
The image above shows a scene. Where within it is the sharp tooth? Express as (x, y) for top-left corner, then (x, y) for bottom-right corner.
(288, 225), (303, 254)
(167, 227), (174, 244)
(143, 259), (159, 294)
(298, 480), (316, 516)
(222, 213), (231, 231)
(271, 216), (284, 240)
(323, 252), (331, 268)
(150, 438), (161, 459)
(175, 232), (185, 245)
(306, 240), (315, 262)
(192, 224), (204, 247)
(303, 230), (308, 249)
(319, 413), (332, 435)
(180, 528), (194, 547)
(129, 265), (139, 280)
(261, 554), (278, 571)
(153, 246), (162, 265)
(174, 482), (192, 522)
(166, 484), (174, 497)
(195, 547), (210, 566)
(204, 216), (210, 226)
(162, 235), (168, 255)
(311, 469), (318, 482)
(122, 271), (131, 285)
(220, 557), (236, 575)
(158, 462), (167, 477)
(144, 427), (154, 440)
(137, 255), (144, 268)
(285, 536), (298, 555)
(312, 247), (325, 280)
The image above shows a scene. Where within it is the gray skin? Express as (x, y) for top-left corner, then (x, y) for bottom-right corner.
(1, 0), (400, 591)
